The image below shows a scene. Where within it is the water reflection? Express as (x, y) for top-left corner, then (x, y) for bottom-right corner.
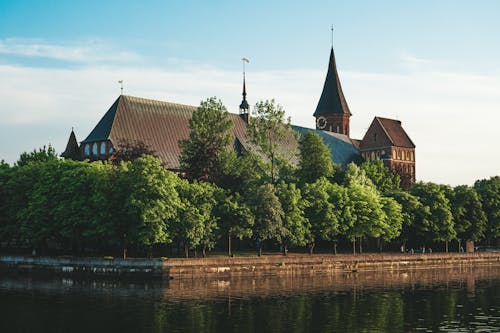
(0, 265), (499, 332)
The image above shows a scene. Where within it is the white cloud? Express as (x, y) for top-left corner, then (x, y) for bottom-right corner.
(0, 57), (499, 186)
(0, 38), (141, 63)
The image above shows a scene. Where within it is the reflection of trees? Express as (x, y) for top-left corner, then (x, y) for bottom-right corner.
(1, 268), (498, 332)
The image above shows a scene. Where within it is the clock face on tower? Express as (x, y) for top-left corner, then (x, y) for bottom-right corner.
(316, 116), (327, 129)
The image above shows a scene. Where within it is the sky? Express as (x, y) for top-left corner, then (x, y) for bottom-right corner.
(0, 0), (499, 186)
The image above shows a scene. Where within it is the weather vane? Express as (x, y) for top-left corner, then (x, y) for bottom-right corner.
(241, 57), (249, 75)
(118, 80), (123, 95)
(331, 24), (334, 48)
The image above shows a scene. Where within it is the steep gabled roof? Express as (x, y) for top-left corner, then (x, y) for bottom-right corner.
(82, 95), (249, 169)
(376, 117), (415, 148)
(360, 116), (415, 149)
(292, 125), (361, 165)
(314, 48), (351, 117)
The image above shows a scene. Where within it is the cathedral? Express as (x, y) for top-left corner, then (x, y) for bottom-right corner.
(62, 48), (416, 189)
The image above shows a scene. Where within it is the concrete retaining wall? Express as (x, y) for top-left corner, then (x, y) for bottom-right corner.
(1, 252), (499, 280)
(0, 255), (163, 278)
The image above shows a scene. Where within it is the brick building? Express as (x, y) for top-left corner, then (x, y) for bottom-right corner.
(63, 47), (416, 188)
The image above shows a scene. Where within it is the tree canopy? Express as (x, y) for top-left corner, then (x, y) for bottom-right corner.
(179, 97), (233, 182)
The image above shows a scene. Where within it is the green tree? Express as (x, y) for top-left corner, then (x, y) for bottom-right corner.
(51, 160), (112, 253)
(387, 190), (423, 250)
(297, 131), (334, 184)
(0, 161), (14, 244)
(249, 183), (286, 256)
(474, 176), (500, 244)
(16, 145), (58, 167)
(218, 151), (265, 193)
(215, 192), (254, 256)
(343, 163), (385, 254)
(379, 196), (403, 248)
(411, 182), (455, 252)
(275, 182), (310, 255)
(125, 155), (180, 257)
(179, 97), (233, 182)
(360, 160), (401, 193)
(247, 99), (297, 183)
(302, 178), (352, 254)
(175, 180), (218, 257)
(449, 185), (487, 250)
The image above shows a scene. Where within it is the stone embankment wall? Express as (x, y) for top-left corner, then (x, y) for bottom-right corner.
(164, 252), (500, 280)
(0, 255), (163, 278)
(1, 253), (498, 279)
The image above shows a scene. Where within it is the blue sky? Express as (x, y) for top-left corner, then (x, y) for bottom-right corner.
(0, 0), (499, 185)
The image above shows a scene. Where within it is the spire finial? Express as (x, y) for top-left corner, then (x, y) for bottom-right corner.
(118, 80), (123, 95)
(239, 57), (250, 122)
(331, 25), (334, 48)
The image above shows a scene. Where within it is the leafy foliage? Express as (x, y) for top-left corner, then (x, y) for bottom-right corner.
(360, 160), (401, 193)
(111, 139), (157, 164)
(247, 99), (296, 183)
(410, 182), (455, 249)
(179, 97), (233, 182)
(297, 131), (334, 184)
(474, 176), (500, 241)
(16, 144), (58, 167)
(249, 183), (286, 255)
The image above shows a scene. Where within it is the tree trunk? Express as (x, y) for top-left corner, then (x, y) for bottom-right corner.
(353, 238), (356, 255)
(445, 240), (449, 253)
(184, 244), (189, 258)
(458, 239), (461, 253)
(228, 233), (232, 257)
(122, 234), (127, 259)
(309, 242), (315, 255)
(282, 244), (287, 256)
(334, 243), (337, 255)
(202, 245), (206, 258)
(359, 237), (363, 254)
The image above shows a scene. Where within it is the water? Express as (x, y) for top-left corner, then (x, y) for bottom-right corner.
(0, 266), (499, 332)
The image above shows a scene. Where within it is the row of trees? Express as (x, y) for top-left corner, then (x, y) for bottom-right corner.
(0, 98), (498, 257)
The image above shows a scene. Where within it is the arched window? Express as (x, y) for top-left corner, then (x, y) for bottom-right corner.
(393, 150), (397, 159)
(109, 146), (114, 155)
(84, 144), (90, 156)
(100, 142), (106, 155)
(371, 151), (375, 160)
(92, 143), (98, 155)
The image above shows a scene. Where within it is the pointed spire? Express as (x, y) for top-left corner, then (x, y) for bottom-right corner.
(61, 128), (80, 159)
(239, 57), (250, 122)
(313, 48), (351, 117)
(239, 72), (249, 112)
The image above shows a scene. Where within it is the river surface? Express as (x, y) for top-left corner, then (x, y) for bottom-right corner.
(0, 266), (499, 332)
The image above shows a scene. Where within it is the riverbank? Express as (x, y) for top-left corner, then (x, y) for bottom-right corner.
(1, 252), (499, 280)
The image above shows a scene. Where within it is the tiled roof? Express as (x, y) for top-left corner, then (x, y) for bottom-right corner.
(292, 125), (361, 165)
(376, 117), (415, 148)
(313, 48), (351, 117)
(82, 95), (362, 169)
(82, 95), (250, 169)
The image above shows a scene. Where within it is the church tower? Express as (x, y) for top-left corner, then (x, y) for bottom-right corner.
(314, 48), (352, 136)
